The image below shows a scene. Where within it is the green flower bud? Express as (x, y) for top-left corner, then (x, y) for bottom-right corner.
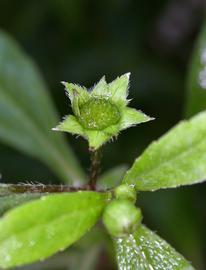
(103, 200), (142, 237)
(53, 74), (153, 149)
(78, 98), (120, 130)
(114, 184), (136, 203)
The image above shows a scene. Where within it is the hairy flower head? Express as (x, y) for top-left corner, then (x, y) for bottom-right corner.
(53, 73), (153, 149)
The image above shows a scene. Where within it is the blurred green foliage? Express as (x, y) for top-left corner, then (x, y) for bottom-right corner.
(184, 21), (206, 117)
(0, 1), (205, 269)
(0, 30), (84, 184)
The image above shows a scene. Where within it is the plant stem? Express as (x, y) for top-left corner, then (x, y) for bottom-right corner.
(0, 183), (90, 196)
(89, 148), (102, 190)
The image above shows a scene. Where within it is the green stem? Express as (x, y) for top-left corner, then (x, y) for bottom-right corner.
(89, 148), (102, 190)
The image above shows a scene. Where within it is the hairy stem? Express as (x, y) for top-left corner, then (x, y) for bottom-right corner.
(0, 183), (90, 196)
(89, 148), (102, 190)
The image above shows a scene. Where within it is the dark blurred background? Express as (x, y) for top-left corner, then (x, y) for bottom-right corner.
(0, 0), (206, 269)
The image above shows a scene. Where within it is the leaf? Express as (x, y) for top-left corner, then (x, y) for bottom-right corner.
(0, 194), (41, 216)
(97, 165), (128, 189)
(11, 248), (100, 270)
(54, 115), (84, 136)
(184, 21), (206, 117)
(92, 76), (107, 95)
(123, 111), (206, 191)
(140, 190), (204, 267)
(114, 225), (195, 270)
(63, 82), (90, 115)
(0, 183), (42, 222)
(0, 30), (84, 184)
(18, 227), (106, 270)
(119, 108), (154, 130)
(108, 73), (130, 107)
(0, 191), (110, 268)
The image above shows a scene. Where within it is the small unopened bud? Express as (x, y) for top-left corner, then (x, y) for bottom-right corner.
(103, 200), (142, 237)
(78, 98), (120, 130)
(114, 184), (136, 203)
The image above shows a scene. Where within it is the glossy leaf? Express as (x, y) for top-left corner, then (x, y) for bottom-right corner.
(124, 111), (206, 191)
(0, 191), (109, 268)
(184, 21), (206, 117)
(114, 225), (194, 270)
(0, 30), (84, 184)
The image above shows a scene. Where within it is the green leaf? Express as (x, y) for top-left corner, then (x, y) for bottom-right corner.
(97, 165), (128, 189)
(0, 194), (41, 216)
(114, 225), (195, 270)
(184, 21), (206, 117)
(63, 82), (89, 115)
(123, 111), (206, 191)
(0, 191), (109, 268)
(17, 249), (100, 270)
(108, 73), (130, 107)
(18, 227), (106, 270)
(92, 76), (108, 96)
(119, 108), (153, 130)
(0, 30), (84, 184)
(54, 115), (85, 136)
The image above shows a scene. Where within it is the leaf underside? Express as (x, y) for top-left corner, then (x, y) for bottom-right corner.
(114, 225), (194, 270)
(0, 191), (109, 268)
(124, 111), (206, 191)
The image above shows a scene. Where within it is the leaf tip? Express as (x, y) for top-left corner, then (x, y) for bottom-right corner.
(125, 72), (131, 79)
(149, 116), (155, 121)
(61, 81), (67, 86)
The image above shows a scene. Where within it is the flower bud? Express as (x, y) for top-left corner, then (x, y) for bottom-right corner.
(114, 184), (136, 202)
(54, 74), (153, 150)
(78, 98), (120, 130)
(103, 200), (142, 237)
